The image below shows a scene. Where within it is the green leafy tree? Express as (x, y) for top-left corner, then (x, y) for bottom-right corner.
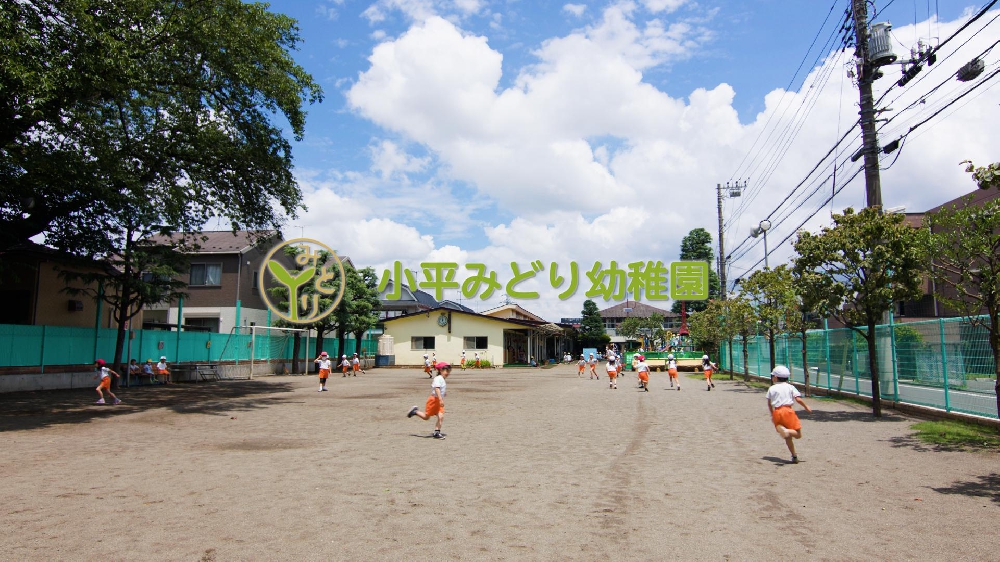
(789, 266), (835, 396)
(962, 160), (1000, 191)
(57, 200), (188, 378)
(741, 265), (797, 373)
(726, 296), (757, 382)
(793, 207), (927, 417)
(1, 0), (322, 253)
(615, 317), (644, 345)
(687, 302), (724, 356)
(926, 187), (1000, 417)
(671, 228), (720, 313)
(347, 267), (382, 356)
(579, 299), (610, 349)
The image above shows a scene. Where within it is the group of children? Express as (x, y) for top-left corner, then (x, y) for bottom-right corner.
(313, 351), (366, 391)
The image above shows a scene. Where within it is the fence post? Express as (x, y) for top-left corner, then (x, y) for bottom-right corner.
(39, 325), (46, 374)
(755, 335), (761, 378)
(889, 312), (899, 402)
(824, 319), (831, 390)
(851, 330), (860, 395)
(940, 318), (951, 412)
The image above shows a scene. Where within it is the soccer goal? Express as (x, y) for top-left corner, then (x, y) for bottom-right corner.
(215, 326), (310, 379)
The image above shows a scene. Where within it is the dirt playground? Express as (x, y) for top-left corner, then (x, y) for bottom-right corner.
(1, 365), (998, 561)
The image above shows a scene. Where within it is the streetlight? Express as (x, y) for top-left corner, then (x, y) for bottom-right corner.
(750, 219), (772, 269)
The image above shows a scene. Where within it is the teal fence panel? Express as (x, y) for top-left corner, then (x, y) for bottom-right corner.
(723, 316), (997, 419)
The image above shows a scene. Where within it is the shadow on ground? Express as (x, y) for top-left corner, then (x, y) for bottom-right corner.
(930, 473), (1000, 504)
(805, 409), (906, 424)
(0, 380), (296, 432)
(887, 434), (999, 453)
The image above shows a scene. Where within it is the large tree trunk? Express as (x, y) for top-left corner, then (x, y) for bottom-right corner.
(742, 339), (750, 382)
(337, 325), (346, 359)
(314, 326), (326, 373)
(801, 327), (809, 397)
(111, 234), (134, 389)
(867, 320), (882, 418)
(353, 330), (365, 355)
(768, 328), (776, 371)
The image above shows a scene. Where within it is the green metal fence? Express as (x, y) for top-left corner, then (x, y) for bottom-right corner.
(0, 324), (377, 370)
(720, 315), (998, 420)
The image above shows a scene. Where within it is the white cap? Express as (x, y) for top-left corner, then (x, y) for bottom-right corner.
(342, 354), (347, 358)
(423, 354), (428, 358)
(771, 365), (791, 379)
(702, 354), (709, 360)
(667, 354), (674, 359)
(160, 356), (167, 361)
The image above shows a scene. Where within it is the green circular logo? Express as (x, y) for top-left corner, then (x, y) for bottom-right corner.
(259, 238), (346, 324)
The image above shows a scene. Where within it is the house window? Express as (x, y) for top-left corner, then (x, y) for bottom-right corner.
(185, 317), (221, 333)
(463, 336), (488, 350)
(190, 263), (222, 286)
(252, 272), (259, 293)
(411, 336), (436, 350)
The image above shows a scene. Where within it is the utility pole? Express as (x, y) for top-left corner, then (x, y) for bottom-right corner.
(852, 0), (883, 209)
(716, 183), (726, 300)
(715, 181), (743, 299)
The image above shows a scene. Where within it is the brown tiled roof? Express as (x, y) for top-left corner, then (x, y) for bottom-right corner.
(599, 301), (678, 318)
(147, 230), (279, 254)
(925, 188), (1000, 214)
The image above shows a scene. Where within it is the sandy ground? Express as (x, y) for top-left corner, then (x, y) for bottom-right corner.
(1, 365), (998, 561)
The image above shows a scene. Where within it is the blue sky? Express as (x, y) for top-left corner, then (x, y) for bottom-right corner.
(257, 0), (1000, 319)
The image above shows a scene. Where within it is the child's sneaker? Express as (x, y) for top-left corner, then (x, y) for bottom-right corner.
(711, 383), (716, 388)
(707, 386), (711, 391)
(321, 388), (328, 391)
(432, 431), (445, 440)
(95, 399), (105, 404)
(791, 456), (799, 464)
(407, 406), (419, 418)
(112, 398), (121, 405)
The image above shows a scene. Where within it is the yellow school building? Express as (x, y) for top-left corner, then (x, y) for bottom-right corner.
(382, 307), (574, 367)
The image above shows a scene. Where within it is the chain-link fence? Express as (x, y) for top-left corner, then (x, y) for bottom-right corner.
(721, 315), (998, 419)
(0, 324), (377, 370)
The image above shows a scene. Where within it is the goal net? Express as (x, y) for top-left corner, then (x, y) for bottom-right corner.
(214, 326), (309, 379)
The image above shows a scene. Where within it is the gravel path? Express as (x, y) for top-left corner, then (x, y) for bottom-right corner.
(1, 366), (997, 560)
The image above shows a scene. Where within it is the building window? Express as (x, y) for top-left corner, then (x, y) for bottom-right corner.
(411, 336), (435, 350)
(190, 263), (222, 286)
(252, 272), (259, 293)
(185, 317), (221, 333)
(463, 336), (488, 349)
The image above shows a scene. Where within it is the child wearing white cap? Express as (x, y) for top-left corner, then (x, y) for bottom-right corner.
(766, 365), (813, 464)
(339, 354), (351, 377)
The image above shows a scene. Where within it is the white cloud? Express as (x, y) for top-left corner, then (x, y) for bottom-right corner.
(332, 8), (1000, 319)
(640, 0), (687, 13)
(371, 29), (388, 40)
(562, 3), (586, 17)
(369, 139), (431, 179)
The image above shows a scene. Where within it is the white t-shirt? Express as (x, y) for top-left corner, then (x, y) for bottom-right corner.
(99, 366), (111, 380)
(431, 375), (446, 397)
(424, 359), (431, 368)
(667, 359), (677, 369)
(588, 357), (597, 365)
(637, 362), (649, 373)
(156, 361), (167, 371)
(316, 359), (332, 370)
(352, 357), (360, 366)
(766, 382), (801, 408)
(578, 359), (586, 367)
(605, 362), (617, 374)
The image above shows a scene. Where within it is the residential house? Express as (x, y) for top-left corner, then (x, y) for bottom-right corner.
(599, 301), (681, 345)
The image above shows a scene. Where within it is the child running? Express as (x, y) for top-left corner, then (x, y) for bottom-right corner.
(606, 358), (618, 389)
(339, 354), (351, 377)
(423, 354), (433, 378)
(702, 354), (716, 391)
(577, 354), (586, 377)
(314, 351), (332, 391)
(474, 352), (481, 369)
(93, 359), (121, 405)
(460, 350), (467, 371)
(407, 362), (450, 439)
(589, 353), (599, 379)
(667, 353), (680, 391)
(766, 365), (813, 464)
(636, 354), (650, 392)
(352, 353), (365, 376)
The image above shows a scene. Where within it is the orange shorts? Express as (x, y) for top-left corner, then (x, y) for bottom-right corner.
(704, 369), (713, 379)
(668, 368), (678, 376)
(578, 365), (585, 373)
(319, 368), (330, 379)
(608, 371), (617, 380)
(353, 364), (360, 372)
(425, 396), (443, 416)
(617, 366), (623, 375)
(772, 406), (801, 431)
(424, 366), (431, 374)
(98, 377), (111, 390)
(638, 371), (649, 382)
(343, 366), (350, 374)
